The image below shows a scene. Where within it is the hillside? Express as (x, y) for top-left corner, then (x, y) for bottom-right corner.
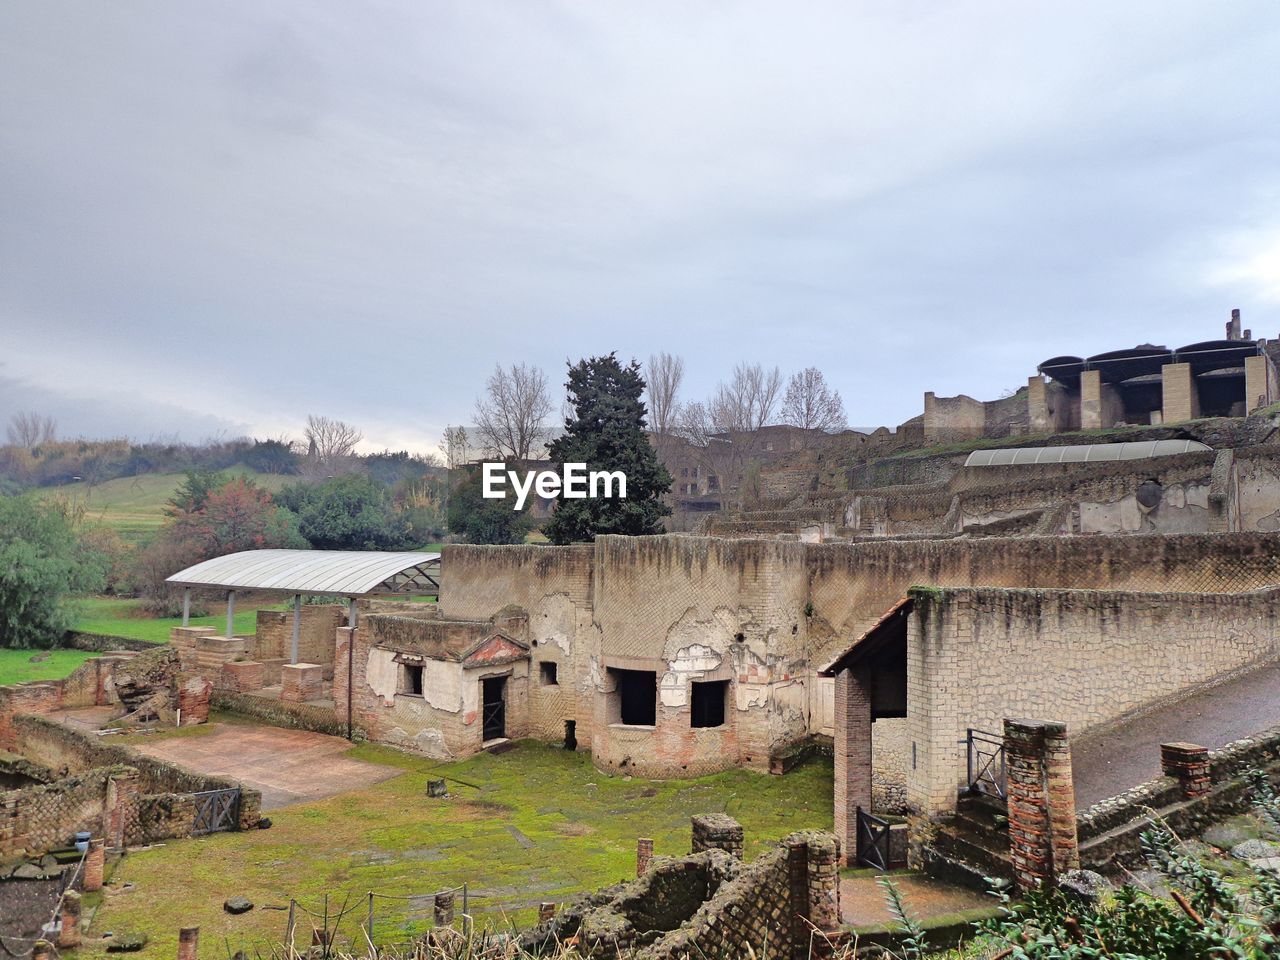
(34, 467), (291, 541)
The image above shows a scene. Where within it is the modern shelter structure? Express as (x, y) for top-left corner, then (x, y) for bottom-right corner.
(166, 549), (441, 663)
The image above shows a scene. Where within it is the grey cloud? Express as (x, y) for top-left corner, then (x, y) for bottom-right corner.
(2, 1), (1279, 449)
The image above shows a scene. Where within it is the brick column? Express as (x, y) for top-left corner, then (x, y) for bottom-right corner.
(106, 767), (140, 849)
(1004, 719), (1078, 891)
(805, 834), (842, 941)
(1162, 362), (1200, 424)
(690, 814), (744, 858)
(58, 891), (81, 949)
(833, 667), (872, 865)
(84, 838), (106, 892)
(1161, 742), (1211, 799)
(178, 926), (199, 960)
(786, 838), (810, 960)
(1043, 723), (1079, 875)
(1245, 354), (1272, 412)
(538, 902), (556, 923)
(332, 627), (354, 725)
(636, 837), (653, 875)
(177, 675), (211, 726)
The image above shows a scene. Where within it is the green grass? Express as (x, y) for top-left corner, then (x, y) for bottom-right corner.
(86, 737), (834, 957)
(0, 648), (98, 685)
(74, 595), (275, 643)
(35, 468), (290, 542)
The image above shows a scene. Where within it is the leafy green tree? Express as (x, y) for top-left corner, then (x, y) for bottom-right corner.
(543, 353), (672, 544)
(446, 466), (534, 544)
(0, 495), (106, 648)
(164, 468), (226, 518)
(278, 474), (415, 550)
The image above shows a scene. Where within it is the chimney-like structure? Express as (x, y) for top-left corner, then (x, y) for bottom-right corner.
(1227, 308), (1243, 340)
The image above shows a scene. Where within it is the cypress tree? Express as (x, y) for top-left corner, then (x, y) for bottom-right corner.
(544, 353), (672, 544)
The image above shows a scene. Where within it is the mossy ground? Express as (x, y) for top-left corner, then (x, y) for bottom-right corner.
(85, 735), (833, 957)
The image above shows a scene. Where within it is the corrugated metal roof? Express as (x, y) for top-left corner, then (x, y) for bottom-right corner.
(964, 439), (1212, 467)
(165, 549), (441, 596)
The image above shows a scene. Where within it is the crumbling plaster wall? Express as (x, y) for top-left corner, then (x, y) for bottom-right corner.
(591, 536), (813, 776)
(905, 585), (1280, 815)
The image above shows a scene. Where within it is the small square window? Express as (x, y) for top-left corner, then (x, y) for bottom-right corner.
(540, 661), (558, 686)
(402, 664), (424, 696)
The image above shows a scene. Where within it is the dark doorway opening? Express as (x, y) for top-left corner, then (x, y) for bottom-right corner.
(690, 680), (728, 728)
(482, 676), (506, 741)
(608, 668), (657, 726)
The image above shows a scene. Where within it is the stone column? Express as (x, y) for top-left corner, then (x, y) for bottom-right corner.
(538, 902), (556, 923)
(636, 837), (653, 876)
(85, 838), (106, 892)
(1161, 742), (1211, 799)
(1162, 362), (1200, 424)
(690, 814), (744, 858)
(833, 667), (872, 865)
(1004, 719), (1079, 891)
(31, 941), (54, 960)
(58, 891), (81, 949)
(178, 926), (200, 960)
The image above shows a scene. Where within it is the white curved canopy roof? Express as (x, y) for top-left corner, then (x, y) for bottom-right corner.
(166, 549), (441, 596)
(965, 439), (1211, 467)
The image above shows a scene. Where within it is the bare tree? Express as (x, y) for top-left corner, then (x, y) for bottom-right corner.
(438, 425), (470, 471)
(6, 411), (57, 449)
(709, 362), (783, 438)
(644, 352), (684, 460)
(302, 415), (362, 477)
(474, 363), (554, 462)
(781, 367), (847, 436)
(677, 363), (782, 506)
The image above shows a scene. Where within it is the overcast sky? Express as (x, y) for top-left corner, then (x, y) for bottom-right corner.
(2, 2), (1279, 452)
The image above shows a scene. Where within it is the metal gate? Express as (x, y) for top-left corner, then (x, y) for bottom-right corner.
(965, 728), (1007, 801)
(482, 677), (506, 741)
(192, 788), (241, 835)
(855, 806), (890, 871)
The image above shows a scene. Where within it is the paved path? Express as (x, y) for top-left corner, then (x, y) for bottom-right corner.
(1071, 661), (1280, 810)
(130, 725), (403, 810)
(841, 872), (990, 927)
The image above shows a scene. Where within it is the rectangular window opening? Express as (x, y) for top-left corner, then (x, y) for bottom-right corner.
(402, 664), (424, 696)
(540, 661), (559, 686)
(607, 668), (656, 726)
(691, 680), (728, 728)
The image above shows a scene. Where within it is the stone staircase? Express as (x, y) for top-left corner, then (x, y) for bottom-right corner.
(921, 793), (1013, 891)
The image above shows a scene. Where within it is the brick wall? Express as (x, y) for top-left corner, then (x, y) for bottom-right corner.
(905, 585), (1280, 814)
(254, 605), (345, 672)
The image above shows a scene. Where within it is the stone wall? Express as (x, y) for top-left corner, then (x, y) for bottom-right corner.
(417, 532), (1280, 779)
(522, 825), (842, 960)
(905, 585), (1280, 814)
(1, 718), (261, 858)
(923, 393), (986, 442)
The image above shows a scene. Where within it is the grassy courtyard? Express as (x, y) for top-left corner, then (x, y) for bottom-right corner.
(86, 736), (834, 957)
(0, 649), (99, 685)
(74, 595), (271, 644)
